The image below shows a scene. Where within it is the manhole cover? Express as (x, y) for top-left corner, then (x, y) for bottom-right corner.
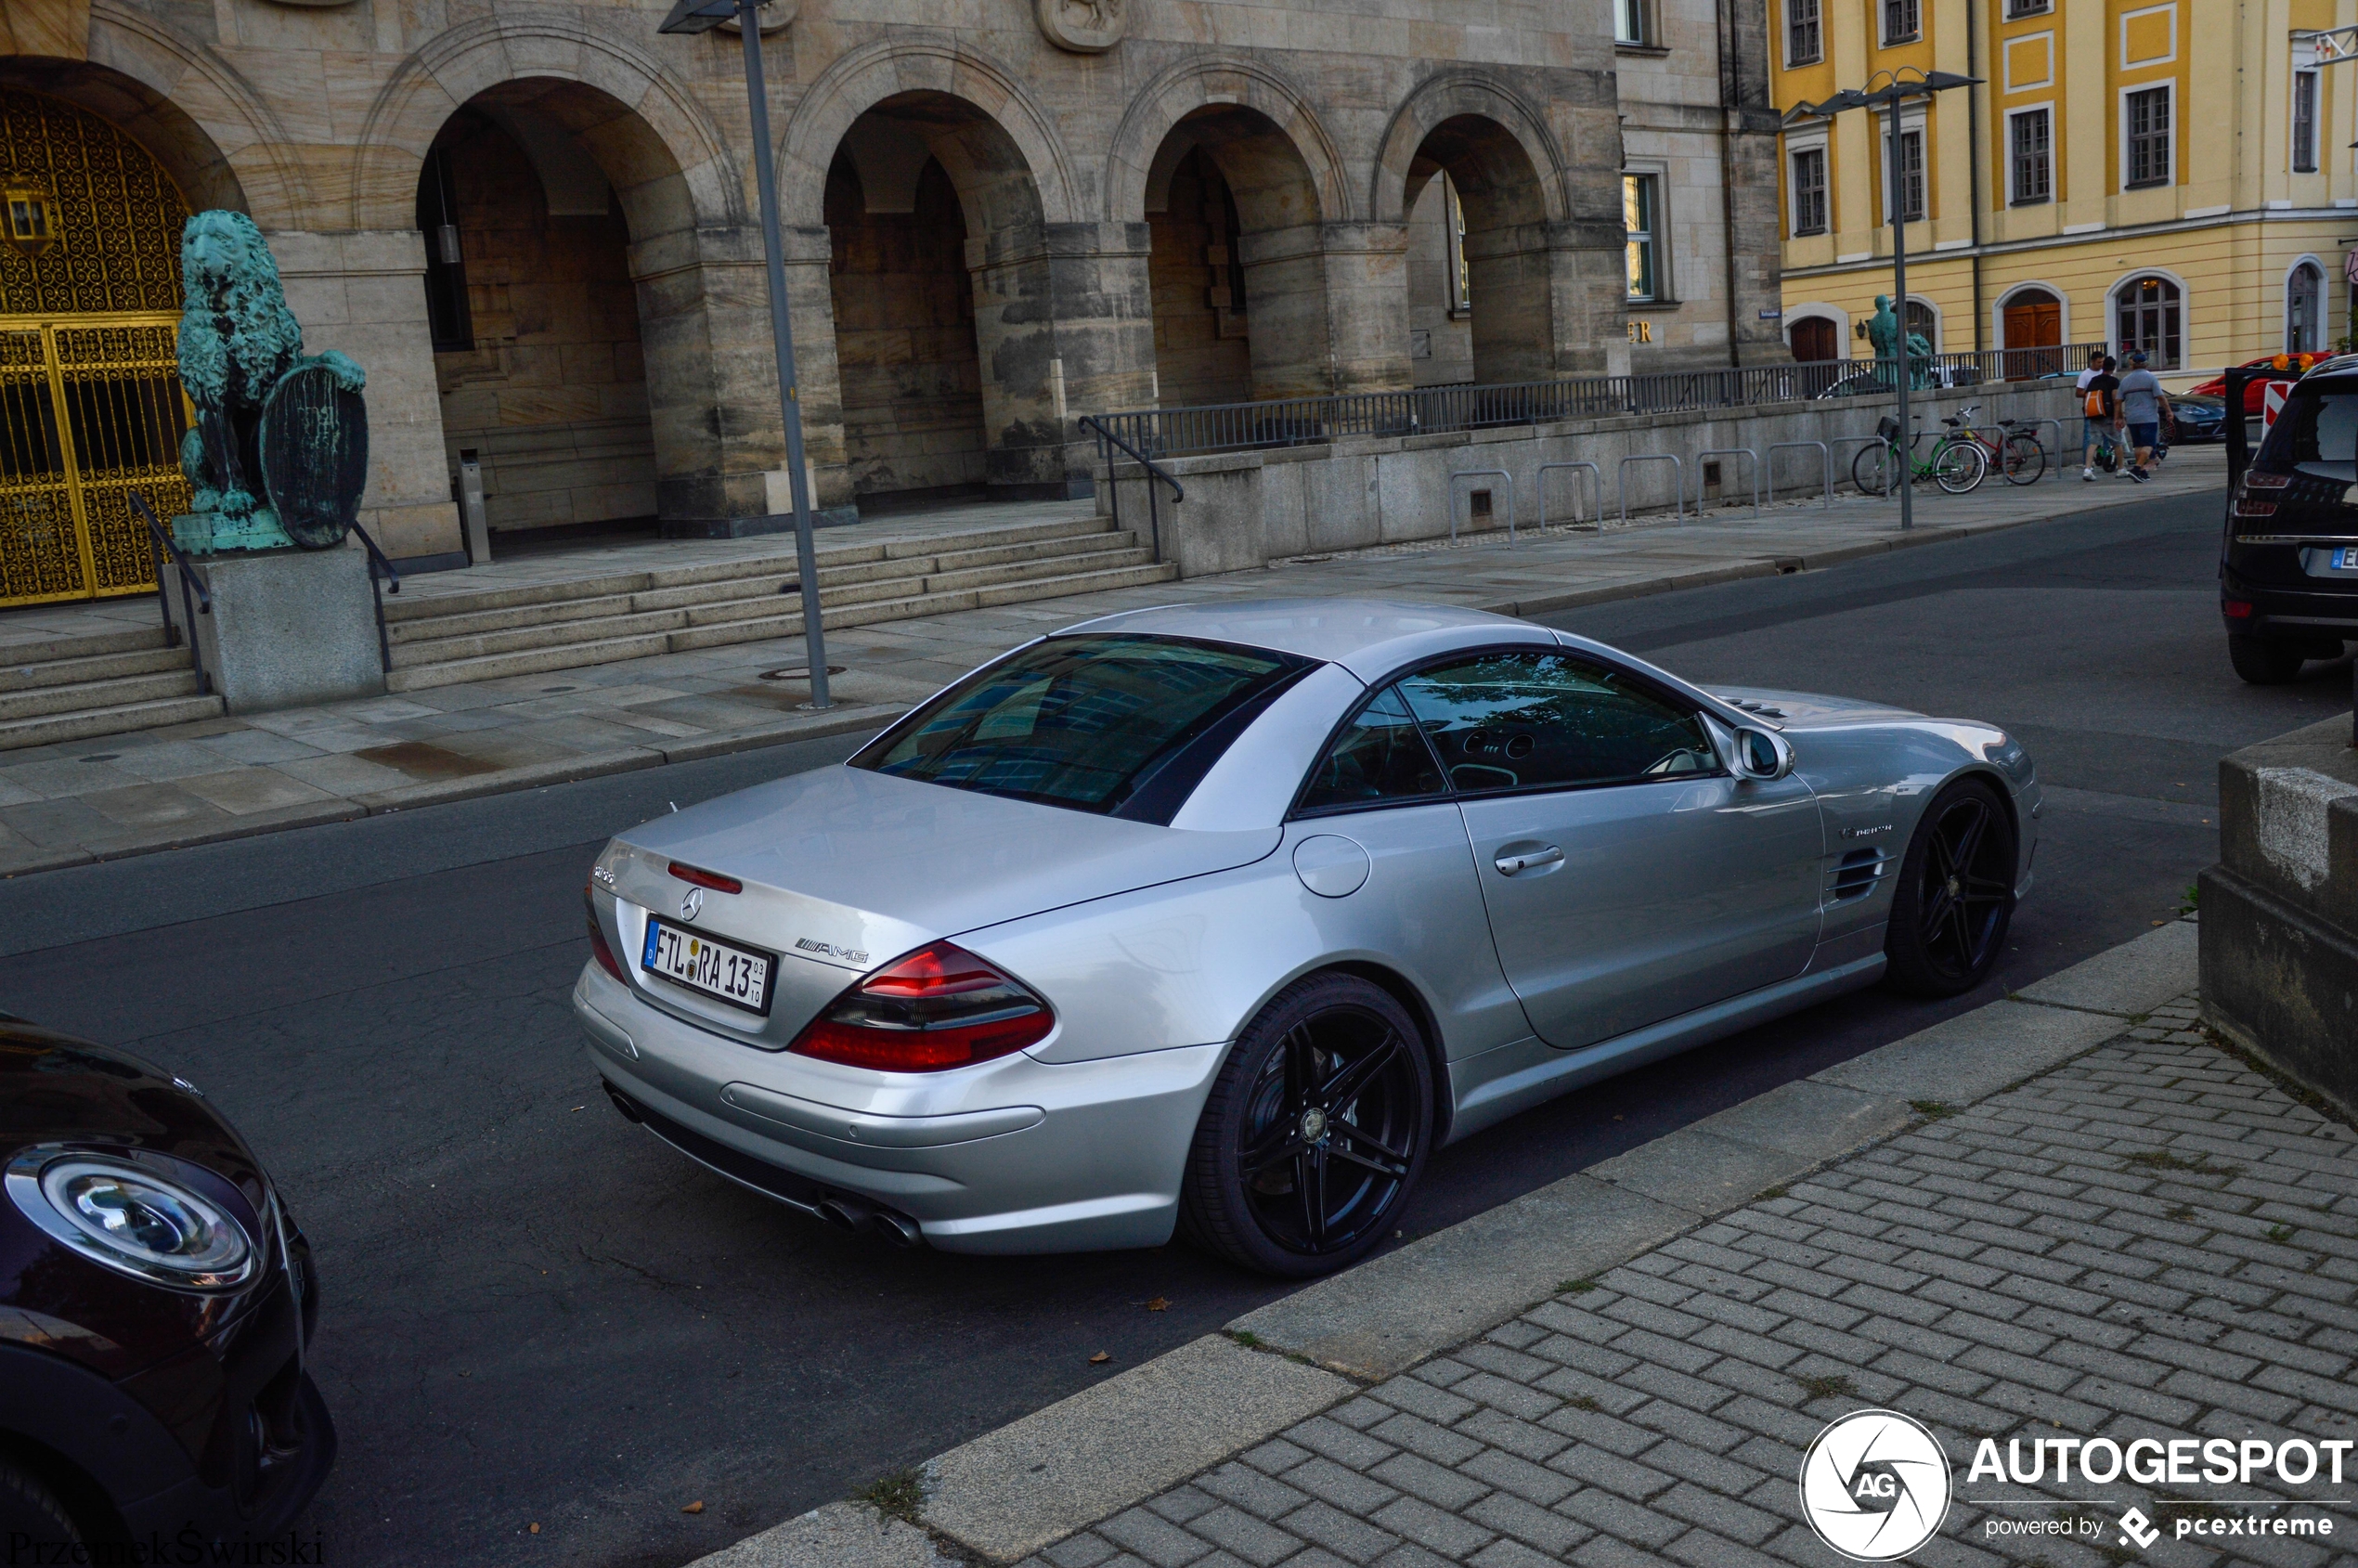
(758, 666), (848, 680)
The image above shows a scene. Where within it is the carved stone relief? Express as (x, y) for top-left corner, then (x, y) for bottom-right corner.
(1036, 0), (1123, 53)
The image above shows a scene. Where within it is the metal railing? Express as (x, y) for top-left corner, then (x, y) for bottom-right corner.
(352, 524), (402, 675)
(130, 491), (210, 697)
(1079, 414), (1182, 563)
(1536, 460), (1602, 525)
(1083, 345), (2101, 461)
(1767, 441), (1833, 508)
(1693, 447), (1762, 516)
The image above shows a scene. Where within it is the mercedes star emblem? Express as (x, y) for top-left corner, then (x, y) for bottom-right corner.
(680, 888), (704, 922)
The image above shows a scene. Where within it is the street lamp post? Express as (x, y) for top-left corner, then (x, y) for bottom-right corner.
(659, 0), (830, 709)
(1783, 68), (1981, 533)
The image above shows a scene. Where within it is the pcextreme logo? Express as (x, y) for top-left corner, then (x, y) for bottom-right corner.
(1799, 1410), (1953, 1561)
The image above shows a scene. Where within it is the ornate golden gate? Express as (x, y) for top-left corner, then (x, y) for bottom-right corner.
(0, 87), (194, 606)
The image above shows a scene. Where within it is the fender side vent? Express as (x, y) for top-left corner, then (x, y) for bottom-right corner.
(1830, 849), (1889, 902)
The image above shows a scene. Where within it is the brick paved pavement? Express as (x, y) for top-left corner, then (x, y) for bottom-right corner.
(1016, 996), (2358, 1568)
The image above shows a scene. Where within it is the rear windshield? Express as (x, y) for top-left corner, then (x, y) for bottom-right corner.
(2257, 385), (2358, 477)
(852, 635), (1312, 820)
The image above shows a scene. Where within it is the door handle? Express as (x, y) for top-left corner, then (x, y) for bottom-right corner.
(1495, 845), (1564, 876)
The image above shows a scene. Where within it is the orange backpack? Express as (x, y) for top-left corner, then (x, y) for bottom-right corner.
(2084, 386), (2107, 417)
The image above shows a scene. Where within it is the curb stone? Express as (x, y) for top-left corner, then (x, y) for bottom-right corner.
(688, 918), (2203, 1566)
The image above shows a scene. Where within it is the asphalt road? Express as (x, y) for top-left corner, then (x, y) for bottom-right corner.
(2, 484), (2348, 1568)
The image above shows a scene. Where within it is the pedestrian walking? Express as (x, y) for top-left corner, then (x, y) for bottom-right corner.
(2115, 350), (2171, 483)
(2080, 355), (2121, 481)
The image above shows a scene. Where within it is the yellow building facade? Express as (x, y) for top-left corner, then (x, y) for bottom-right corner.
(1771, 0), (2358, 386)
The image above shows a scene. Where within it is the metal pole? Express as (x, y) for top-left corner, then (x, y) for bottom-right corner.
(1887, 92), (1912, 532)
(738, 0), (831, 708)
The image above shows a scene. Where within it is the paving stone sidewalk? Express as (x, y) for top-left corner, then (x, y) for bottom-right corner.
(1017, 996), (2358, 1568)
(0, 449), (2221, 876)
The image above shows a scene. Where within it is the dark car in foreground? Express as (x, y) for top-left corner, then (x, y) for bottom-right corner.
(2222, 365), (2358, 681)
(0, 1017), (331, 1554)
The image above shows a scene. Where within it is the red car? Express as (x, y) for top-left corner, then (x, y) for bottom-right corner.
(2188, 353), (2329, 412)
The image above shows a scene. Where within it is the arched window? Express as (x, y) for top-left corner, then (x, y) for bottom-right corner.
(2113, 275), (2182, 369)
(1904, 298), (1937, 352)
(2287, 263), (2325, 355)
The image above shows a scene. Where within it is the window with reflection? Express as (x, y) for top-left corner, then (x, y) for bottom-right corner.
(1297, 686), (1446, 812)
(1390, 650), (1718, 796)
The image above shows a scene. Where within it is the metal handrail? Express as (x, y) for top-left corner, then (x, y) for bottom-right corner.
(1447, 469), (1516, 546)
(351, 523), (402, 675)
(1767, 441), (1833, 509)
(1693, 447), (1762, 517)
(1618, 454), (1684, 526)
(1082, 343), (2103, 461)
(129, 491), (210, 697)
(1535, 460), (1602, 525)
(1079, 413), (1182, 564)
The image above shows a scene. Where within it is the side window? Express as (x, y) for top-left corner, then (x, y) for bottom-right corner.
(1298, 686), (1446, 811)
(1394, 650), (1718, 794)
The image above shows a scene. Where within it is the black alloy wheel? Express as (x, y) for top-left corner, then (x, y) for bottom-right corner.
(1884, 777), (2017, 997)
(1181, 973), (1432, 1276)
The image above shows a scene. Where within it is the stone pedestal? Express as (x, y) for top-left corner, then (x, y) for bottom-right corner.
(162, 535), (386, 713)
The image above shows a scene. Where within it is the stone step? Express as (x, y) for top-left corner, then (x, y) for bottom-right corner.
(0, 644), (196, 693)
(383, 557), (1178, 692)
(0, 624), (175, 672)
(0, 668), (206, 724)
(0, 693), (227, 753)
(922, 546), (1156, 596)
(377, 514), (1117, 624)
(389, 604), (692, 667)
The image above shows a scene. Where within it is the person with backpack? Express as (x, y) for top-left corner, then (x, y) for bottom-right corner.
(2114, 351), (2171, 483)
(2081, 356), (2121, 481)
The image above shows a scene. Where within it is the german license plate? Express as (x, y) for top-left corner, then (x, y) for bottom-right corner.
(642, 916), (774, 1015)
(2335, 547), (2358, 571)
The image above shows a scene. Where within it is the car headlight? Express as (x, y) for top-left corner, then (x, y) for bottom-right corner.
(6, 1149), (258, 1291)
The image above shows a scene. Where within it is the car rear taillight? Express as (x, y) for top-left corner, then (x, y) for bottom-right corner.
(2223, 599), (2255, 619)
(2244, 471), (2292, 489)
(788, 941), (1054, 1072)
(2234, 499), (2277, 518)
(668, 861), (743, 895)
(586, 888), (627, 982)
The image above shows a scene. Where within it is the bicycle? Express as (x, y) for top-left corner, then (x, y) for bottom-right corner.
(1852, 413), (1988, 497)
(1947, 402), (2047, 485)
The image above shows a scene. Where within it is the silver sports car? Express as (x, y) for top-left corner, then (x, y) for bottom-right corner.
(576, 601), (2037, 1276)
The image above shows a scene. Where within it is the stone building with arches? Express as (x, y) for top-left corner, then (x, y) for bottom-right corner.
(0, 0), (1780, 597)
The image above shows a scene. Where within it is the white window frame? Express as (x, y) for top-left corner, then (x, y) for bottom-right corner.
(1880, 0), (1921, 46)
(2002, 0), (2051, 17)
(2106, 267), (2188, 371)
(1623, 165), (1669, 304)
(1785, 0), (1823, 68)
(2119, 82), (2172, 190)
(2006, 104), (2054, 205)
(1787, 137), (1831, 237)
(1614, 0), (1651, 46)
(1879, 109), (1929, 226)
(2293, 69), (2320, 174)
(1903, 295), (1941, 355)
(2287, 255), (2327, 354)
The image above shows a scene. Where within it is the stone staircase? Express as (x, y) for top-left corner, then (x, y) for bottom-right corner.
(379, 512), (1175, 693)
(0, 628), (226, 752)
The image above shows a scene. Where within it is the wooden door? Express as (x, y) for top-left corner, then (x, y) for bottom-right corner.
(1790, 317), (1837, 363)
(2002, 295), (2062, 379)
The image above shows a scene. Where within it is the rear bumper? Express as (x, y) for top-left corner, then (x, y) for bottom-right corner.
(574, 965), (1224, 1254)
(2219, 558), (2358, 641)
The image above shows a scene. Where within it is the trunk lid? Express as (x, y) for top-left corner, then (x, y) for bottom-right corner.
(602, 766), (1280, 1046)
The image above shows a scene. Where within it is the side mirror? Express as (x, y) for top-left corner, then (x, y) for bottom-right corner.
(1730, 726), (1795, 782)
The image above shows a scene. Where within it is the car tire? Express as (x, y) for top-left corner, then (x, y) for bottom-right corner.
(0, 1458), (83, 1554)
(2227, 633), (2309, 685)
(1884, 776), (2018, 999)
(1180, 973), (1432, 1277)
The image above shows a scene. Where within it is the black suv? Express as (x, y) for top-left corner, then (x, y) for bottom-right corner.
(2221, 361), (2358, 682)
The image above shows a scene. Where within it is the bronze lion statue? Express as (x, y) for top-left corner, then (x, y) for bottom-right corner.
(176, 210), (364, 534)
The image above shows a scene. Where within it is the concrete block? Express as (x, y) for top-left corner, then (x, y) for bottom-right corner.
(1586, 1127), (1821, 1216)
(1808, 1000), (2130, 1107)
(163, 542), (386, 714)
(918, 1335), (1350, 1563)
(687, 1502), (947, 1568)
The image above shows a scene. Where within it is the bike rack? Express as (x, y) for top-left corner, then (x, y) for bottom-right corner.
(2028, 417), (2068, 481)
(1535, 460), (1601, 525)
(1693, 447), (1762, 517)
(1618, 453), (1684, 525)
(1766, 440), (1833, 509)
(1448, 469), (1516, 545)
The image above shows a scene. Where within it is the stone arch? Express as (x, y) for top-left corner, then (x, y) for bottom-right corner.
(20, 1), (308, 227)
(352, 16), (742, 234)
(780, 36), (1078, 230)
(1105, 54), (1349, 227)
(1370, 71), (1568, 227)
(1375, 73), (1574, 385)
